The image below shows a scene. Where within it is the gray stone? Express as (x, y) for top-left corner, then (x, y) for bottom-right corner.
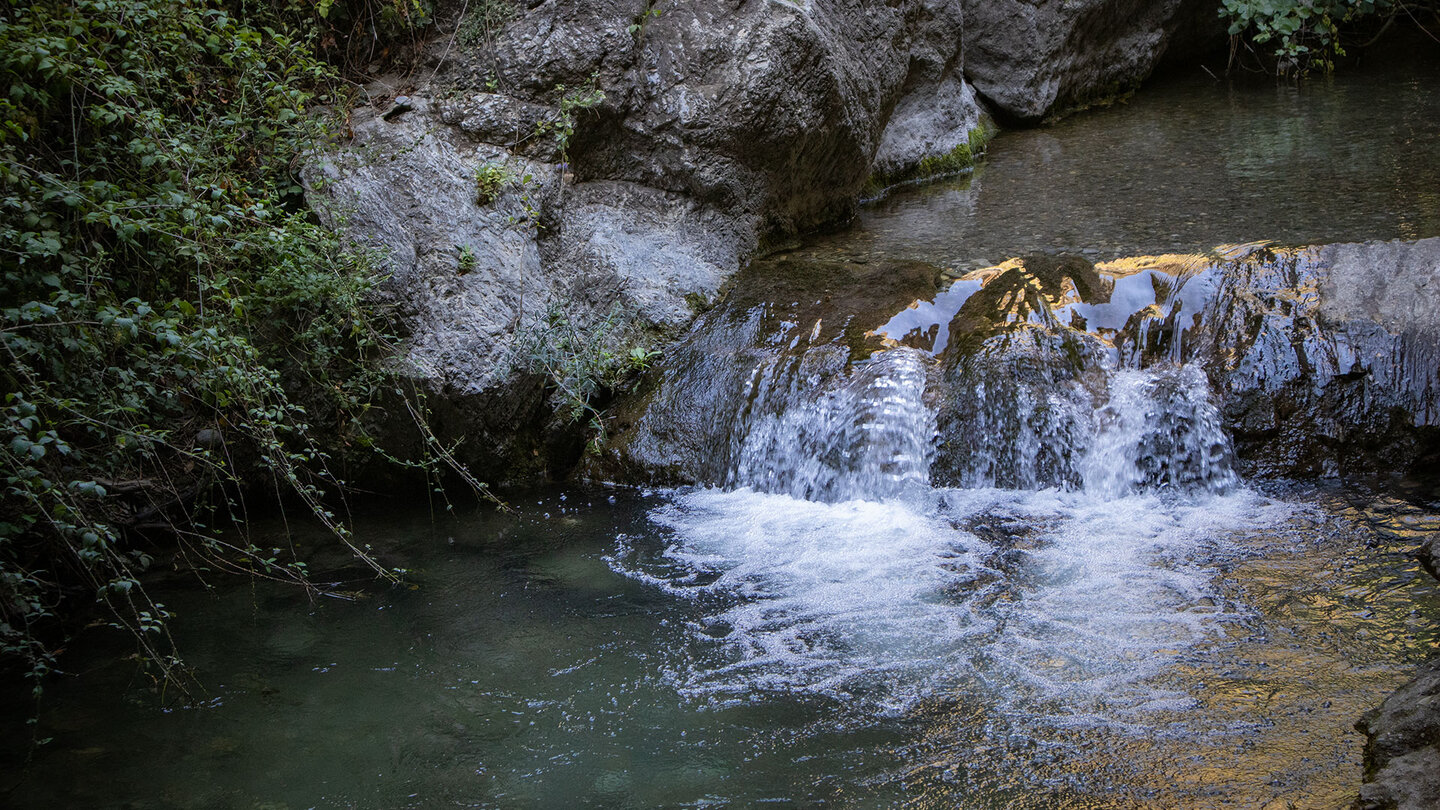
(1320, 239), (1440, 335)
(306, 0), (1000, 475)
(438, 93), (564, 160)
(871, 69), (987, 183)
(961, 0), (1224, 121)
(305, 90), (766, 474)
(550, 181), (755, 331)
(1197, 239), (1440, 478)
(868, 0), (989, 185)
(1355, 657), (1440, 810)
(305, 106), (550, 402)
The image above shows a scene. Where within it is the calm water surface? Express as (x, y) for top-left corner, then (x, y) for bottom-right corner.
(809, 56), (1440, 270)
(4, 485), (1439, 808)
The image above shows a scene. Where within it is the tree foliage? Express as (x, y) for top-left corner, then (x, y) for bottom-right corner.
(0, 0), (478, 700)
(1220, 0), (1438, 72)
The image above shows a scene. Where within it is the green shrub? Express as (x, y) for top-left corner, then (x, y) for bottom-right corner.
(474, 161), (514, 204)
(511, 304), (656, 448)
(1218, 0), (1431, 73)
(0, 0), (491, 701)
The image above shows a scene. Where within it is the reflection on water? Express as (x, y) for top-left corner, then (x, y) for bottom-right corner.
(874, 249), (1233, 362)
(805, 61), (1440, 270)
(2, 485), (1437, 808)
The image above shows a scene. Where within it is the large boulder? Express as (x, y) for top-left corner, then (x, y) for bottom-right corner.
(305, 0), (993, 477)
(304, 97), (751, 480)
(1355, 657), (1440, 810)
(961, 0), (1224, 121)
(463, 0), (994, 231)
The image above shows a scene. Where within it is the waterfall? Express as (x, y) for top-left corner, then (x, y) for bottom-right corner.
(1080, 365), (1238, 498)
(609, 258), (1279, 723)
(726, 347), (935, 502)
(714, 345), (1237, 501)
(933, 359), (1238, 497)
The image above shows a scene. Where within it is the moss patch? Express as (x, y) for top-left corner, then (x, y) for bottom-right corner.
(862, 125), (993, 200)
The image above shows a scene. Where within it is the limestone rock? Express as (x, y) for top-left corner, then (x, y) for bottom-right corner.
(1355, 658), (1440, 810)
(960, 0), (1224, 121)
(307, 0), (993, 476)
(304, 0), (1236, 478)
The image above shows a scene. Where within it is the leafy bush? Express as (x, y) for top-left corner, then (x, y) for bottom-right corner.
(474, 161), (514, 204)
(1219, 0), (1435, 72)
(0, 0), (485, 699)
(456, 0), (515, 48)
(512, 304), (656, 448)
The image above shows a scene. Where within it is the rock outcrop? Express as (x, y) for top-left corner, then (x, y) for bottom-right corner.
(305, 0), (1231, 476)
(1198, 239), (1440, 480)
(306, 0), (995, 475)
(1355, 658), (1440, 810)
(595, 239), (1440, 488)
(961, 0), (1224, 121)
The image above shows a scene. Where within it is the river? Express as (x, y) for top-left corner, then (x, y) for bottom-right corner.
(3, 53), (1440, 810)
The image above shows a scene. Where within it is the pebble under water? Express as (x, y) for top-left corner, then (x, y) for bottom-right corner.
(5, 53), (1440, 810)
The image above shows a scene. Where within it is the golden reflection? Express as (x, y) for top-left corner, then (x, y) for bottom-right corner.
(895, 493), (1440, 809)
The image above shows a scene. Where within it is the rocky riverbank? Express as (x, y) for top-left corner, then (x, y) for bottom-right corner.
(302, 2), (1438, 806)
(304, 0), (1221, 478)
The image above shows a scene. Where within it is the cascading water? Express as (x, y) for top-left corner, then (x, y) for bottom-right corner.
(610, 256), (1273, 725)
(727, 347), (935, 502)
(1081, 364), (1238, 498)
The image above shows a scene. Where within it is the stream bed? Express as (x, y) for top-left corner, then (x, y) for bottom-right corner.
(5, 50), (1440, 810)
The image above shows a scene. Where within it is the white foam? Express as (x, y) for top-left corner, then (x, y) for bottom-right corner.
(609, 486), (1300, 724)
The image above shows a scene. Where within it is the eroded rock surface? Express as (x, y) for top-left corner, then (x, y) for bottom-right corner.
(961, 0), (1223, 121)
(599, 238), (1440, 488)
(307, 0), (998, 473)
(1199, 239), (1440, 479)
(1355, 658), (1440, 810)
(305, 0), (1234, 475)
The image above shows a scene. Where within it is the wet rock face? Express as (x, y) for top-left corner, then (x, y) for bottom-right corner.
(1355, 657), (1440, 810)
(599, 238), (1440, 491)
(910, 240), (1440, 482)
(1197, 240), (1440, 480)
(960, 0), (1223, 121)
(590, 258), (943, 488)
